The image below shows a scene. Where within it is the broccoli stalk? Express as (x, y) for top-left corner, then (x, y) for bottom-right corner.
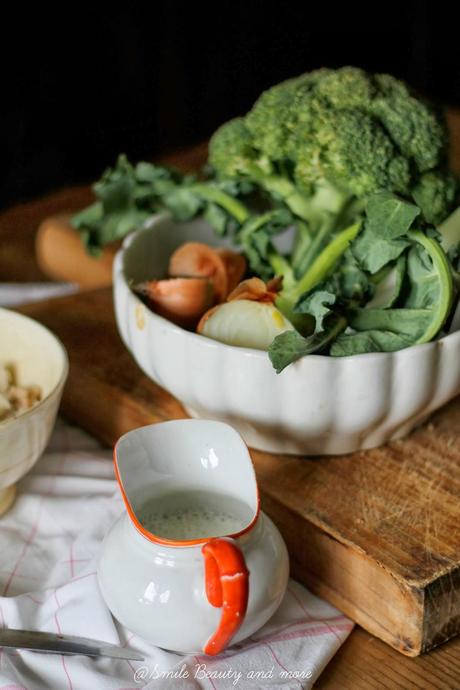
(275, 221), (362, 332)
(185, 183), (250, 225)
(237, 201), (362, 332)
(209, 118), (365, 278)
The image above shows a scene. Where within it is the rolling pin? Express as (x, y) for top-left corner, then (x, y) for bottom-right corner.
(36, 214), (120, 288)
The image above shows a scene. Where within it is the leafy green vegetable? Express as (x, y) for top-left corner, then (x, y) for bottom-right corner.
(203, 203), (232, 236)
(350, 307), (433, 338)
(351, 232), (409, 274)
(237, 209), (295, 282)
(72, 155), (251, 252)
(367, 256), (406, 308)
(269, 316), (347, 373)
(71, 156), (155, 254)
(364, 192), (420, 238)
(406, 229), (453, 341)
(295, 290), (337, 332)
(327, 227), (454, 358)
(269, 191), (456, 367)
(330, 330), (413, 356)
(350, 193), (420, 273)
(322, 249), (372, 303)
(439, 206), (460, 252)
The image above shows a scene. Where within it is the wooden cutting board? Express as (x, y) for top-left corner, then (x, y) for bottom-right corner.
(18, 288), (460, 657)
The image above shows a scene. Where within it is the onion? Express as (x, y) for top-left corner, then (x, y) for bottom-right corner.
(198, 300), (294, 350)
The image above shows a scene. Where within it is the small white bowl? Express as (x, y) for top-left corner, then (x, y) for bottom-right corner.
(0, 308), (68, 513)
(113, 213), (460, 455)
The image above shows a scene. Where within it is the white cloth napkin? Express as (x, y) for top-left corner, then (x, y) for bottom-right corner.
(0, 422), (353, 690)
(0, 285), (353, 689)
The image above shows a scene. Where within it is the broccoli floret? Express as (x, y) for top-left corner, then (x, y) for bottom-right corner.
(293, 107), (411, 197)
(412, 170), (458, 224)
(208, 118), (272, 178)
(287, 67), (448, 177)
(209, 115), (318, 223)
(313, 67), (376, 106)
(245, 69), (330, 160)
(372, 73), (447, 173)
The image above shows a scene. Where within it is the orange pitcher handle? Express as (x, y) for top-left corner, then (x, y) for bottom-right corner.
(201, 537), (249, 655)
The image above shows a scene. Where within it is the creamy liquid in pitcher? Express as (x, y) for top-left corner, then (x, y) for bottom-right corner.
(137, 489), (254, 540)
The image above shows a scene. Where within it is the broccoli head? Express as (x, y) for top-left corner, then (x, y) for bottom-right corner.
(210, 66), (457, 226)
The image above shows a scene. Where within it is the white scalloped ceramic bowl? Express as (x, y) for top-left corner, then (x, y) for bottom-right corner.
(0, 308), (68, 513)
(113, 213), (460, 455)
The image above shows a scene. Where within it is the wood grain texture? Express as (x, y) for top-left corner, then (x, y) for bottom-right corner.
(316, 626), (460, 690)
(17, 288), (460, 659)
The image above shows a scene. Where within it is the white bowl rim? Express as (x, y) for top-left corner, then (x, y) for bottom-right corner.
(118, 236), (460, 367)
(0, 307), (69, 429)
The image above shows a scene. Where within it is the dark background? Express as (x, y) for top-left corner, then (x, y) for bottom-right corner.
(1, 2), (459, 209)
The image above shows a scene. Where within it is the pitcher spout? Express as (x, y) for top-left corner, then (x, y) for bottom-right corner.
(114, 419), (260, 546)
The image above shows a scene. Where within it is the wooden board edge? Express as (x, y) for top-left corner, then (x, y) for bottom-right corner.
(260, 493), (425, 656)
(422, 567), (460, 653)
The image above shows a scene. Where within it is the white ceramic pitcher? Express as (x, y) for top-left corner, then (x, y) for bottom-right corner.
(97, 419), (289, 655)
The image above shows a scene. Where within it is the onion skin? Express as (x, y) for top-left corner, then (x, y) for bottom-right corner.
(169, 242), (247, 302)
(215, 249), (247, 294)
(227, 277), (279, 303)
(134, 243), (249, 330)
(134, 277), (214, 328)
(169, 242), (229, 302)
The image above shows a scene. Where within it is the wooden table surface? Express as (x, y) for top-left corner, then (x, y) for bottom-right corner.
(2, 119), (460, 689)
